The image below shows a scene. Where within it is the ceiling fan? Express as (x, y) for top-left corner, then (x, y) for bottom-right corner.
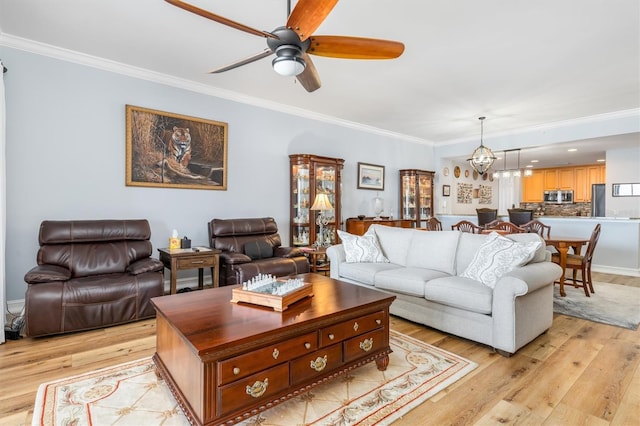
(165, 0), (405, 92)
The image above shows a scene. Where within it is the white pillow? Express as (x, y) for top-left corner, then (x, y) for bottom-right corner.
(337, 230), (389, 263)
(461, 232), (541, 288)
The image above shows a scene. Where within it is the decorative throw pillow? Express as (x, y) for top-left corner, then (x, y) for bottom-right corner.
(243, 240), (274, 260)
(461, 232), (541, 288)
(337, 230), (389, 263)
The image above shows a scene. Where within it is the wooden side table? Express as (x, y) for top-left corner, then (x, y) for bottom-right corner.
(301, 247), (330, 275)
(157, 247), (221, 295)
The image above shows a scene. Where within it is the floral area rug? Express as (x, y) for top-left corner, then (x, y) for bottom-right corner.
(32, 330), (477, 426)
(553, 281), (640, 330)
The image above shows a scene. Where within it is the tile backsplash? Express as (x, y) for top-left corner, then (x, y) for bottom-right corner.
(520, 202), (592, 217)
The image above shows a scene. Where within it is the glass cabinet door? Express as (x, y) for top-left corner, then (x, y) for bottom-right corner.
(291, 163), (310, 246)
(401, 174), (417, 221)
(400, 169), (434, 228)
(418, 174), (432, 220)
(290, 155), (344, 247)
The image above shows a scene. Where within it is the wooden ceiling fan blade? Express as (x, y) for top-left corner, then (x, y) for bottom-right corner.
(209, 49), (274, 73)
(287, 0), (338, 41)
(165, 0), (277, 39)
(296, 53), (321, 92)
(307, 36), (405, 59)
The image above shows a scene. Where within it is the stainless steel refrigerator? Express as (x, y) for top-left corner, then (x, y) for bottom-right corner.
(591, 184), (606, 217)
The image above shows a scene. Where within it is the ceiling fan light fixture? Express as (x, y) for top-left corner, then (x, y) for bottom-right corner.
(467, 116), (496, 175)
(272, 44), (306, 76)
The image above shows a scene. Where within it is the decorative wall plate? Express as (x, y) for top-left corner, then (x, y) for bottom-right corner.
(464, 169), (469, 178)
(482, 173), (488, 181)
(454, 166), (461, 178)
(443, 167), (449, 176)
(489, 173), (494, 182)
(473, 170), (479, 180)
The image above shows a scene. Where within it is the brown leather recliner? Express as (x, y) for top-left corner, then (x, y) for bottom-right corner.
(208, 217), (310, 286)
(24, 219), (165, 337)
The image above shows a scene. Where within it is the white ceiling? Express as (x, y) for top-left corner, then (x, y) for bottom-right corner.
(1, 0), (638, 167)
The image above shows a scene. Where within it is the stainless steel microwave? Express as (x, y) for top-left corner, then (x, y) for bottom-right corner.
(543, 190), (574, 204)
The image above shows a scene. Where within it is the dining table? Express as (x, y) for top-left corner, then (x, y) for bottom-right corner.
(544, 235), (590, 297)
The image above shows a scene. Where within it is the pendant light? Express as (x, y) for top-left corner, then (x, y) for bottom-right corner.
(467, 116), (496, 175)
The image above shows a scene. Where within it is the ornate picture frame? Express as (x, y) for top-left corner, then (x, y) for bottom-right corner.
(357, 162), (385, 190)
(125, 105), (228, 190)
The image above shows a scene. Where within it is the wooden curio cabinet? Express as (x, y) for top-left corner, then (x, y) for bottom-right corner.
(400, 169), (435, 228)
(289, 154), (344, 247)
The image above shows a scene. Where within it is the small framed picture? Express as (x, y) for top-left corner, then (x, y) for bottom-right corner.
(442, 185), (451, 197)
(357, 162), (385, 190)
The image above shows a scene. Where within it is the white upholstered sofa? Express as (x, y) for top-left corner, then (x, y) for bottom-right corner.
(326, 225), (562, 356)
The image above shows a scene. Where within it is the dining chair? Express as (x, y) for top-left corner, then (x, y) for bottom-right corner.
(484, 220), (526, 234)
(507, 209), (535, 226)
(551, 223), (601, 296)
(451, 220), (483, 234)
(476, 208), (498, 227)
(522, 219), (551, 239)
(424, 217), (443, 231)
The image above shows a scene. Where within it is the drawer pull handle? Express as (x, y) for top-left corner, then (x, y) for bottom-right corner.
(233, 367), (240, 375)
(310, 355), (328, 372)
(246, 378), (268, 398)
(360, 338), (373, 352)
(375, 319), (382, 325)
(191, 260), (205, 264)
(272, 348), (279, 359)
(328, 333), (335, 340)
(304, 342), (311, 349)
(353, 322), (359, 331)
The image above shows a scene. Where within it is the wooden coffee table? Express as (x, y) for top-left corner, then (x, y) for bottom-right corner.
(151, 273), (395, 426)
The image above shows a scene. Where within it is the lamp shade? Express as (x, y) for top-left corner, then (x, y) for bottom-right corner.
(310, 193), (333, 211)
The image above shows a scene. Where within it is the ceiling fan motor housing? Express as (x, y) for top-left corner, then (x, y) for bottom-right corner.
(269, 27), (311, 76)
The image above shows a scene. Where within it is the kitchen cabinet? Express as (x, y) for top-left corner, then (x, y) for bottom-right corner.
(289, 154), (344, 247)
(523, 165), (605, 203)
(522, 170), (544, 202)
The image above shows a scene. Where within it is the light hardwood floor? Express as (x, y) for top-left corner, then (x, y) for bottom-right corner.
(1, 272), (638, 425)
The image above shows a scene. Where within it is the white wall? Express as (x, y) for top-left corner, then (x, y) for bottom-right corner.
(1, 47), (434, 301)
(605, 147), (640, 218)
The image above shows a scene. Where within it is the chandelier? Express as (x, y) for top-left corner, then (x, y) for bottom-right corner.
(467, 116), (496, 175)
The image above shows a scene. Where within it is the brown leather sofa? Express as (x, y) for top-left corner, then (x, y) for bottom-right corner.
(208, 217), (310, 286)
(24, 219), (164, 337)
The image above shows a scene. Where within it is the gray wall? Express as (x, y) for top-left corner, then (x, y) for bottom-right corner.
(1, 47), (434, 301)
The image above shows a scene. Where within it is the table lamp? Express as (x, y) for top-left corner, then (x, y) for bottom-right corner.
(310, 193), (333, 247)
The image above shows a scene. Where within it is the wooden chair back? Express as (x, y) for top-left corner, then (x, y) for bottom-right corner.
(424, 217), (443, 231)
(451, 220), (483, 234)
(522, 219), (551, 239)
(485, 220), (526, 234)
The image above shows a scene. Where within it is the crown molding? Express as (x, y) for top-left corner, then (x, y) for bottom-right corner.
(0, 33), (431, 146)
(442, 108), (640, 147)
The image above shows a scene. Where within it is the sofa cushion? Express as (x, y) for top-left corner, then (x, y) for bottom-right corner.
(405, 231), (460, 275)
(425, 276), (494, 314)
(337, 230), (389, 263)
(461, 232), (541, 288)
(244, 240), (274, 260)
(375, 267), (450, 297)
(368, 225), (415, 265)
(338, 262), (402, 285)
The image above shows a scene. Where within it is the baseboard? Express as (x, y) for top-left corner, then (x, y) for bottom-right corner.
(592, 265), (640, 277)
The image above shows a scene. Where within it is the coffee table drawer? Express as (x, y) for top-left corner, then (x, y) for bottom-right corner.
(176, 255), (216, 269)
(218, 363), (289, 415)
(320, 311), (385, 347)
(290, 343), (343, 386)
(344, 328), (387, 362)
(218, 332), (318, 385)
